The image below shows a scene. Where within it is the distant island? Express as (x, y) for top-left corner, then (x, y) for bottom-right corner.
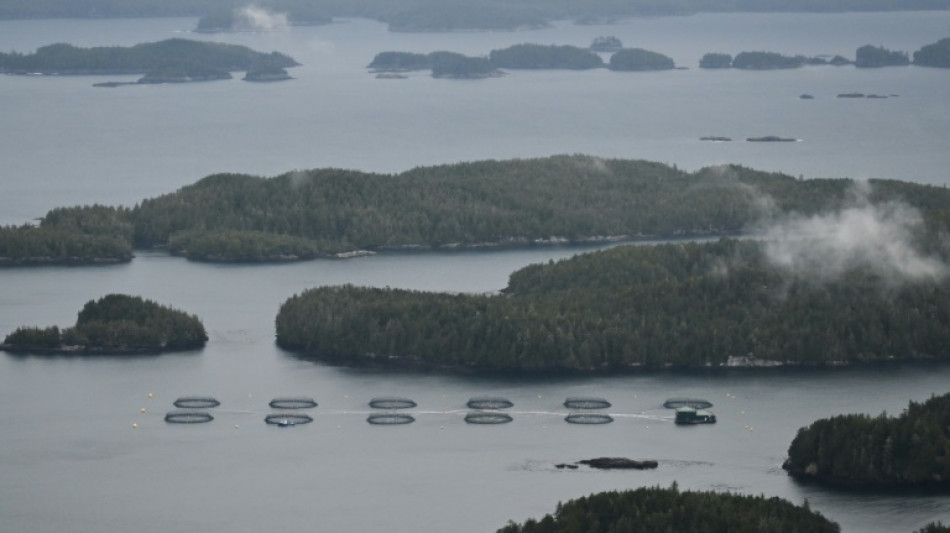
(488, 44), (603, 70)
(700, 39), (950, 69)
(1, 294), (207, 355)
(855, 44), (909, 67)
(608, 48), (675, 71)
(368, 50), (501, 78)
(747, 136), (798, 142)
(914, 37), (950, 68)
(275, 237), (950, 372)
(498, 485), (839, 532)
(369, 37), (950, 80)
(783, 392), (950, 491)
(0, 38), (298, 85)
(589, 36), (623, 53)
(6, 155), (950, 265)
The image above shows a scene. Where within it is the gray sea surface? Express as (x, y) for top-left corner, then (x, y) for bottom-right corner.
(1, 12), (950, 533)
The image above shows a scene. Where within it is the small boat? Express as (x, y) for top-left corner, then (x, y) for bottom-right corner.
(674, 407), (717, 425)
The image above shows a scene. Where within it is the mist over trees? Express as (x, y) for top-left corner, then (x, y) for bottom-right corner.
(275, 238), (950, 371)
(6, 155), (950, 264)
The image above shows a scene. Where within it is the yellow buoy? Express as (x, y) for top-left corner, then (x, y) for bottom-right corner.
(147, 392), (153, 399)
(132, 423), (138, 429)
(140, 408), (146, 414)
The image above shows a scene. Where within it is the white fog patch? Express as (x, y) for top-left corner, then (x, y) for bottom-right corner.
(234, 5), (289, 32)
(760, 184), (946, 283)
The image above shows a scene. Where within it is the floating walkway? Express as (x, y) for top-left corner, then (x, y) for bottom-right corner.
(157, 395), (715, 427)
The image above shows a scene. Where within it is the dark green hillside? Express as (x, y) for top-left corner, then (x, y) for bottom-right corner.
(489, 44), (603, 69)
(784, 393), (950, 489)
(7, 155), (950, 264)
(0, 205), (133, 265)
(276, 238), (950, 371)
(2, 294), (207, 354)
(855, 44), (910, 67)
(914, 37), (950, 68)
(608, 48), (675, 70)
(498, 485), (838, 533)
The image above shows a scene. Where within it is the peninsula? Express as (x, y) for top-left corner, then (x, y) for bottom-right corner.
(275, 237), (950, 372)
(784, 392), (950, 491)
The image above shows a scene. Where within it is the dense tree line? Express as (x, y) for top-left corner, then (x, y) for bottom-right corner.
(784, 392), (950, 488)
(1, 294), (207, 354)
(497, 485), (839, 532)
(914, 37), (950, 68)
(855, 44), (910, 67)
(608, 48), (676, 70)
(8, 155), (950, 264)
(699, 52), (733, 68)
(275, 238), (950, 371)
(732, 51), (807, 69)
(4, 0), (950, 28)
(0, 205), (133, 265)
(0, 39), (298, 77)
(168, 229), (330, 261)
(701, 51), (851, 68)
(590, 36), (623, 52)
(489, 44), (603, 70)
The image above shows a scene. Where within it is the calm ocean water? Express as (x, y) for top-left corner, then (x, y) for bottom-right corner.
(0, 13), (949, 225)
(1, 13), (950, 533)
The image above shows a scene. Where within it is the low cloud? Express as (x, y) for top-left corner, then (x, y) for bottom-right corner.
(234, 5), (289, 32)
(758, 183), (946, 283)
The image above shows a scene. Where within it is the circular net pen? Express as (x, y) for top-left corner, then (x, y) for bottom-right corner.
(264, 413), (313, 425)
(269, 397), (318, 409)
(368, 397), (417, 409)
(663, 398), (713, 410)
(173, 396), (220, 409)
(565, 413), (614, 425)
(367, 413), (415, 425)
(563, 397), (611, 410)
(165, 410), (214, 424)
(466, 397), (514, 410)
(465, 412), (513, 425)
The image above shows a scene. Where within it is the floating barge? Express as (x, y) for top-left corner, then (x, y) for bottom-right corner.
(674, 407), (717, 425)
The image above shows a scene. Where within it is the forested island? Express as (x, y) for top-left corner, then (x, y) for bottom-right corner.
(488, 44), (603, 70)
(783, 392), (950, 490)
(0, 39), (298, 84)
(370, 36), (950, 78)
(275, 237), (950, 372)
(497, 485), (839, 532)
(702, 39), (949, 69)
(6, 155), (950, 265)
(1, 294), (207, 355)
(4, 0), (950, 32)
